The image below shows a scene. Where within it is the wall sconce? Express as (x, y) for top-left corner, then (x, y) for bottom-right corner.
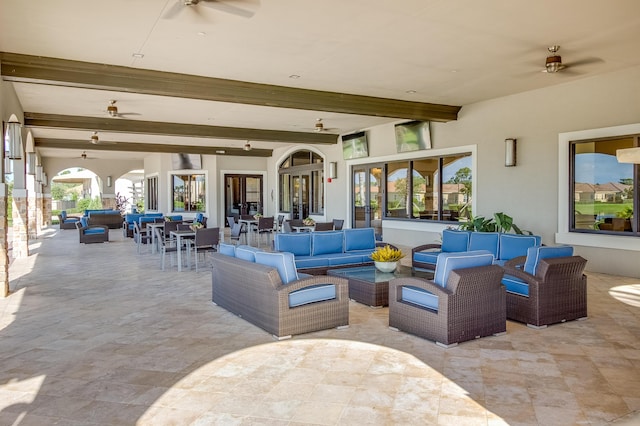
(26, 152), (36, 175)
(4, 114), (23, 159)
(505, 138), (517, 167)
(329, 162), (337, 179)
(106, 176), (112, 187)
(36, 165), (43, 182)
(42, 172), (48, 186)
(4, 153), (12, 175)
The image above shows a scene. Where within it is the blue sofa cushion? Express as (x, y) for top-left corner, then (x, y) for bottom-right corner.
(164, 215), (183, 221)
(468, 232), (500, 258)
(413, 250), (441, 268)
(295, 256), (330, 269)
(80, 217), (89, 227)
(235, 245), (262, 262)
(502, 275), (529, 296)
(311, 231), (344, 256)
(60, 210), (67, 220)
(289, 284), (336, 307)
(83, 227), (106, 235)
(275, 233), (312, 257)
(433, 250), (494, 287)
(402, 285), (439, 311)
(218, 243), (236, 257)
(523, 245), (574, 275)
(255, 251), (299, 284)
(441, 229), (471, 253)
(498, 234), (542, 261)
(344, 228), (376, 251)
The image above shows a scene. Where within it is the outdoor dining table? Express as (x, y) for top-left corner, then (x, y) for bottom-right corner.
(170, 229), (196, 271)
(292, 225), (315, 232)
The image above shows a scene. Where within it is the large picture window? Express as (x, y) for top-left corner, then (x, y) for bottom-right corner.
(172, 173), (206, 212)
(375, 153), (471, 222)
(146, 176), (158, 211)
(278, 150), (324, 219)
(570, 135), (638, 235)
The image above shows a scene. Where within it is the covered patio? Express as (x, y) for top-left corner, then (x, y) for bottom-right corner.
(0, 227), (638, 425)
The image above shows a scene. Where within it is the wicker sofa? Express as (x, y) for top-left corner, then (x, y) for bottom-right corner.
(84, 209), (123, 229)
(210, 249), (349, 339)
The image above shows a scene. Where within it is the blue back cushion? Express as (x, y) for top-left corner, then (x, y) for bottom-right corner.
(468, 232), (500, 258)
(195, 213), (204, 222)
(523, 245), (574, 275)
(433, 250), (494, 287)
(255, 251), (299, 284)
(80, 217), (88, 227)
(441, 229), (471, 253)
(60, 211), (67, 220)
(312, 231), (344, 255)
(344, 228), (376, 251)
(274, 233), (312, 256)
(235, 245), (261, 262)
(218, 243), (236, 257)
(498, 234), (542, 261)
(125, 213), (143, 224)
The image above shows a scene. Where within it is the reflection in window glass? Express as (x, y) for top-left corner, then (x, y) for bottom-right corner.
(280, 173), (291, 212)
(412, 159), (438, 219)
(386, 162), (409, 218)
(311, 170), (324, 213)
(572, 137), (636, 234)
(172, 173), (205, 212)
(443, 155), (472, 221)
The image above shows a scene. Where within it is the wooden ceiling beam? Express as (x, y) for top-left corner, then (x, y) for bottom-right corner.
(34, 138), (273, 157)
(2, 52), (461, 122)
(24, 112), (336, 144)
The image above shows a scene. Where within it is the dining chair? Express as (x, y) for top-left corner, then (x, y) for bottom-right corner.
(255, 216), (275, 246)
(333, 219), (344, 231)
(276, 214), (285, 232)
(155, 227), (178, 271)
(190, 227), (220, 272)
(282, 220), (293, 233)
(133, 221), (152, 254)
(229, 222), (245, 245)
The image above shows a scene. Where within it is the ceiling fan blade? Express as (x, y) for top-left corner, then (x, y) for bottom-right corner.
(163, 0), (184, 19)
(202, 1), (255, 18)
(567, 57), (604, 67)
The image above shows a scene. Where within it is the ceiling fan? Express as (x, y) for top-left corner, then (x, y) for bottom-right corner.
(75, 151), (96, 160)
(106, 100), (140, 118)
(89, 131), (116, 145)
(163, 0), (255, 19)
(313, 118), (338, 133)
(541, 45), (603, 74)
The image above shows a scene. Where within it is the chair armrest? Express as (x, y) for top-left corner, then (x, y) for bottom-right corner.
(274, 275), (349, 298)
(389, 277), (453, 299)
(503, 255), (527, 269)
(412, 243), (442, 255)
(78, 224), (109, 233)
(376, 242), (399, 250)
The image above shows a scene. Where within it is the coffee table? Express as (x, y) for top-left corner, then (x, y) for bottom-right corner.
(327, 264), (434, 308)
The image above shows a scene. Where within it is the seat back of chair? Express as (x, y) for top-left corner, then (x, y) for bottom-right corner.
(523, 245), (574, 275)
(282, 220), (293, 233)
(258, 216), (274, 231)
(164, 220), (179, 235)
(332, 219), (344, 231)
(433, 250), (494, 287)
(195, 227), (220, 247)
(226, 216), (236, 228)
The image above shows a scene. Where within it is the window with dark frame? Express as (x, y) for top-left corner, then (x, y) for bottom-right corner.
(278, 150), (324, 215)
(146, 176), (158, 211)
(171, 173), (206, 213)
(570, 135), (638, 235)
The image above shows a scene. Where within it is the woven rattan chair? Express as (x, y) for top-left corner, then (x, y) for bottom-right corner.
(75, 222), (109, 244)
(332, 219), (344, 231)
(389, 251), (505, 347)
(313, 221), (334, 232)
(189, 227), (219, 272)
(501, 247), (587, 328)
(255, 216), (275, 246)
(155, 227), (178, 271)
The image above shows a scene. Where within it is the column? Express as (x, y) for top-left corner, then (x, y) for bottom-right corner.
(27, 190), (37, 240)
(12, 189), (29, 259)
(0, 183), (9, 298)
(43, 194), (52, 227)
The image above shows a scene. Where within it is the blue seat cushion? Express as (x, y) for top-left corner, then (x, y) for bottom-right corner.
(433, 250), (494, 287)
(289, 284), (336, 307)
(502, 274), (529, 296)
(295, 256), (330, 269)
(218, 243), (236, 257)
(441, 229), (471, 253)
(84, 228), (106, 235)
(523, 245), (574, 275)
(498, 234), (542, 261)
(275, 233), (312, 256)
(235, 245), (262, 262)
(311, 231), (344, 256)
(344, 228), (376, 251)
(326, 253), (368, 266)
(255, 251), (299, 284)
(402, 286), (438, 311)
(468, 232), (500, 258)
(413, 250), (441, 267)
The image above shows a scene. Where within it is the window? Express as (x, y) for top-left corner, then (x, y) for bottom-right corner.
(570, 135), (638, 235)
(172, 173), (205, 212)
(278, 150), (324, 218)
(375, 153), (472, 222)
(146, 176), (158, 211)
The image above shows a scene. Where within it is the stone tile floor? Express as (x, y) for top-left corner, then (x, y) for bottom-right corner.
(0, 227), (639, 425)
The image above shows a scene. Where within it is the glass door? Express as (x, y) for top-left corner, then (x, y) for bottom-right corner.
(225, 174), (263, 222)
(291, 174), (310, 220)
(352, 165), (383, 237)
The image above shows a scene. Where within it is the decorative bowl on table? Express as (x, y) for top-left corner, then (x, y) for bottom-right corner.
(374, 261), (398, 273)
(303, 217), (315, 226)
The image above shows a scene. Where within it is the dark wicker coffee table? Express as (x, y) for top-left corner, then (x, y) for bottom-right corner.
(327, 264), (433, 308)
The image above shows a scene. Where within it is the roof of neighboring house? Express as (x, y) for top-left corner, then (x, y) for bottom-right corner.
(575, 182), (631, 193)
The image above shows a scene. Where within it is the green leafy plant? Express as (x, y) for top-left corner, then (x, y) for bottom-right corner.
(458, 212), (531, 234)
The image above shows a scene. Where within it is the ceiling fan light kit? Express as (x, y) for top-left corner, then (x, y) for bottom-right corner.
(544, 45), (564, 73)
(243, 142), (252, 151)
(107, 100), (118, 117)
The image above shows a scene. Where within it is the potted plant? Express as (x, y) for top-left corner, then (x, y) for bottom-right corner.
(189, 221), (204, 231)
(370, 245), (404, 273)
(303, 217), (315, 226)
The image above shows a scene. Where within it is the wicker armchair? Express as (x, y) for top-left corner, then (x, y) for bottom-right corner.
(501, 251), (587, 328)
(75, 222), (109, 244)
(389, 251), (505, 347)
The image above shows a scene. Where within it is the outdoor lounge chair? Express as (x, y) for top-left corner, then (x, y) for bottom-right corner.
(75, 221), (109, 244)
(389, 250), (506, 347)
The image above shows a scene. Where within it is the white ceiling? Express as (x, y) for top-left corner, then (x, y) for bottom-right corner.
(2, 0), (640, 161)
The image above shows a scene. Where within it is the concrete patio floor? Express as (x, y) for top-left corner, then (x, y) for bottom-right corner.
(0, 226), (639, 425)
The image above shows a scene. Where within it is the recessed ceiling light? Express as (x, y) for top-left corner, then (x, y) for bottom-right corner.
(405, 90), (416, 94)
(197, 31), (206, 36)
(289, 74), (300, 79)
(132, 53), (144, 59)
(216, 150), (225, 154)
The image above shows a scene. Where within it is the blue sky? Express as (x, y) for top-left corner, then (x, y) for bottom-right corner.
(575, 153), (632, 184)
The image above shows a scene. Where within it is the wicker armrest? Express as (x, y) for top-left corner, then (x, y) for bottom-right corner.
(376, 241), (400, 250)
(78, 224), (109, 232)
(389, 277), (453, 298)
(503, 255), (527, 270)
(412, 243), (442, 255)
(275, 275), (349, 297)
